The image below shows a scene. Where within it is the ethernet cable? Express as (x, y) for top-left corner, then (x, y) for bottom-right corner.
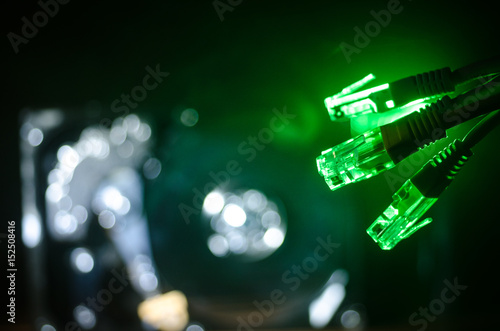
(316, 74), (500, 191)
(367, 110), (500, 250)
(324, 54), (500, 123)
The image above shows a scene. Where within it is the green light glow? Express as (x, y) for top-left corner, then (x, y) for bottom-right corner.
(405, 98), (427, 107)
(327, 83), (389, 109)
(324, 74), (401, 121)
(316, 127), (395, 191)
(340, 99), (376, 117)
(367, 179), (436, 250)
(339, 73), (376, 96)
(350, 98), (431, 135)
(324, 79), (391, 121)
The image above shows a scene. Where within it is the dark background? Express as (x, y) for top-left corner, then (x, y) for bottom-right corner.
(3, 0), (500, 330)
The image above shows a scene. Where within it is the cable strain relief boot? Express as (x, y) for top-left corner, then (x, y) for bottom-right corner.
(380, 96), (452, 163)
(411, 139), (473, 198)
(390, 67), (454, 107)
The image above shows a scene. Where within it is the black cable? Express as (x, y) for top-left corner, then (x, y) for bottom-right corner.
(463, 110), (500, 149)
(407, 110), (500, 208)
(389, 55), (500, 107)
(381, 75), (500, 163)
(452, 54), (500, 85)
(443, 74), (500, 127)
(452, 73), (500, 97)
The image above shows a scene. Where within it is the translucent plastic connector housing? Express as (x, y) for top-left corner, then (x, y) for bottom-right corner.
(367, 180), (435, 250)
(316, 127), (395, 191)
(349, 98), (431, 136)
(324, 74), (393, 121)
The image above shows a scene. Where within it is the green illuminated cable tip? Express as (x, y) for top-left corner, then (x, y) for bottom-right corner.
(325, 67), (455, 122)
(367, 139), (473, 250)
(316, 127), (395, 191)
(367, 180), (435, 250)
(324, 74), (393, 121)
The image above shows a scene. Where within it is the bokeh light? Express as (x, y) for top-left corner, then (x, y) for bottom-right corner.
(180, 108), (199, 127)
(73, 305), (97, 329)
(70, 247), (95, 274)
(340, 309), (362, 329)
(203, 188), (287, 261)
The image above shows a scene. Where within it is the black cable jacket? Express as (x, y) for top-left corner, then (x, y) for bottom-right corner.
(388, 55), (499, 107)
(411, 139), (472, 198)
(381, 75), (500, 163)
(451, 54), (500, 86)
(463, 110), (500, 149)
(441, 75), (500, 129)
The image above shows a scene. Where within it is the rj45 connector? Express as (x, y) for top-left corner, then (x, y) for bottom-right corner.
(316, 127), (395, 191)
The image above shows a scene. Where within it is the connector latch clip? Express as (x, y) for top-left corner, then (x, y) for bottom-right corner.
(324, 74), (394, 121)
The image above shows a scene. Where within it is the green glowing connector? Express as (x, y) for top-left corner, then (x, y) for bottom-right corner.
(316, 127), (395, 191)
(367, 180), (435, 250)
(350, 98), (431, 135)
(367, 139), (473, 250)
(324, 74), (393, 121)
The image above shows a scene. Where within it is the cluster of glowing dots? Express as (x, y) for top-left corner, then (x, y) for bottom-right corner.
(93, 186), (131, 230)
(45, 114), (151, 236)
(203, 189), (286, 259)
(132, 254), (159, 293)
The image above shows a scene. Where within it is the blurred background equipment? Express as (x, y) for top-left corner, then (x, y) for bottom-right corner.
(18, 106), (354, 330)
